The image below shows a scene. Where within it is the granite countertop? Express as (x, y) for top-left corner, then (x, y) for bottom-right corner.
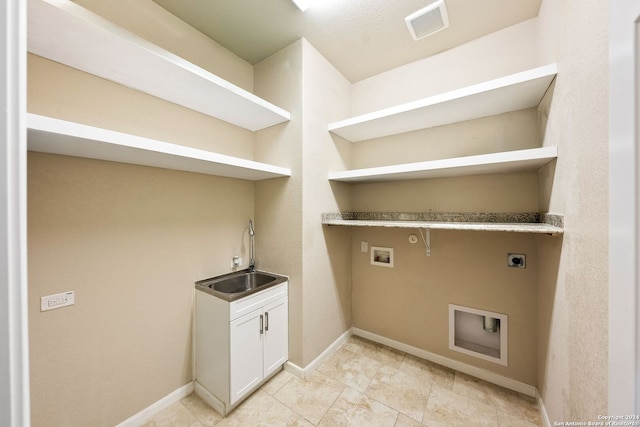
(321, 212), (564, 235)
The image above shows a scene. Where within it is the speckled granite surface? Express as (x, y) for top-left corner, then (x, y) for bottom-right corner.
(321, 212), (564, 235)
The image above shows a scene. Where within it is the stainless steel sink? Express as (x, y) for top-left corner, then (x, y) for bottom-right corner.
(195, 269), (287, 301)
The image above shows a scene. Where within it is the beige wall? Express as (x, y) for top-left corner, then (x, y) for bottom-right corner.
(352, 227), (540, 385)
(300, 40), (353, 367)
(350, 18), (550, 115)
(352, 109), (540, 169)
(536, 0), (609, 421)
(350, 170), (542, 386)
(347, 0), (609, 414)
(28, 154), (254, 426)
(254, 41), (305, 366)
(28, 1), (264, 425)
(254, 40), (353, 368)
(345, 6), (553, 389)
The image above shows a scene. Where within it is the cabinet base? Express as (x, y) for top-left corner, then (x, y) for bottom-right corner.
(194, 381), (226, 416)
(195, 365), (285, 417)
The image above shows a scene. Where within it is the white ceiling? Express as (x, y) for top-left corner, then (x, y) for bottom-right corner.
(151, 0), (542, 82)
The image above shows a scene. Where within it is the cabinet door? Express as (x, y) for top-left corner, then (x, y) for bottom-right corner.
(229, 307), (263, 404)
(262, 297), (288, 377)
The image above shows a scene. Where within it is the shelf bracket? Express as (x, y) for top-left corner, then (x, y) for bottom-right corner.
(419, 228), (431, 256)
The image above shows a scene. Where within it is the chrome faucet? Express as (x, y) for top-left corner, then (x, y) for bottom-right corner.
(248, 220), (255, 272)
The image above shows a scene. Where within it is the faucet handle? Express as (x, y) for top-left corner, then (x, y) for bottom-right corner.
(231, 256), (242, 268)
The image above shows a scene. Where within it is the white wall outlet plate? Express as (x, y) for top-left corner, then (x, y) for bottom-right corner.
(507, 253), (526, 268)
(361, 241), (368, 252)
(41, 291), (75, 312)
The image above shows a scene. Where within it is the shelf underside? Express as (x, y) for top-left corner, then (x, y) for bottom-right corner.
(27, 114), (291, 181)
(28, 0), (290, 132)
(329, 64), (557, 142)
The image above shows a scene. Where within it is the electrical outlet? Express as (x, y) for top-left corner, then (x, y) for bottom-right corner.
(41, 291), (75, 312)
(361, 241), (368, 252)
(507, 253), (526, 268)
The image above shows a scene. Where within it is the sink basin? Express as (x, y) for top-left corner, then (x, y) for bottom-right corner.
(195, 269), (287, 301)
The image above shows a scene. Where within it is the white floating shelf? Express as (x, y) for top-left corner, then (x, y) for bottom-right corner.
(27, 0), (290, 132)
(322, 219), (563, 235)
(328, 64), (557, 142)
(27, 114), (292, 181)
(328, 146), (557, 183)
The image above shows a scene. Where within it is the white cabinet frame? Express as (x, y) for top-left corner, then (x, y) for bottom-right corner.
(609, 0), (640, 414)
(0, 0), (30, 426)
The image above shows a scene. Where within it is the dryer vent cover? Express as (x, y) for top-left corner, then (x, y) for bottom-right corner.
(405, 0), (449, 41)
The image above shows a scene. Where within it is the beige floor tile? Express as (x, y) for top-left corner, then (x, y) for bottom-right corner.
(424, 386), (498, 427)
(491, 391), (540, 425)
(141, 401), (198, 427)
(262, 369), (296, 395)
(180, 393), (223, 426)
(452, 372), (495, 404)
(398, 354), (456, 390)
(274, 371), (345, 424)
(394, 413), (424, 427)
(290, 416), (316, 426)
(218, 389), (301, 427)
(453, 373), (541, 425)
(365, 365), (431, 423)
(497, 411), (542, 427)
(318, 387), (399, 427)
(145, 340), (542, 427)
(342, 336), (406, 368)
(317, 346), (382, 392)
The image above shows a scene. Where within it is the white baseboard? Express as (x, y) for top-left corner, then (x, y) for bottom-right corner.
(116, 381), (194, 427)
(351, 327), (537, 398)
(284, 329), (351, 379)
(537, 389), (551, 427)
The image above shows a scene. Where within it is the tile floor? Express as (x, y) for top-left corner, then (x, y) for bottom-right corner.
(142, 336), (542, 427)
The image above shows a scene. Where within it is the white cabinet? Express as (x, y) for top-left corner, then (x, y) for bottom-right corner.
(262, 298), (289, 376)
(229, 308), (263, 403)
(229, 298), (288, 404)
(195, 282), (288, 415)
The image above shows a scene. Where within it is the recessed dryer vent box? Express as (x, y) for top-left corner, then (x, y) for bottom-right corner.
(449, 304), (508, 366)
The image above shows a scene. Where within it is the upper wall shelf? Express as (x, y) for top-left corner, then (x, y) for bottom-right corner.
(27, 0), (290, 132)
(328, 146), (557, 183)
(328, 64), (558, 142)
(27, 114), (292, 181)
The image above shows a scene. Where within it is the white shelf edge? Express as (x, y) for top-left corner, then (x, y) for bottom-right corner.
(322, 219), (563, 235)
(27, 0), (290, 132)
(328, 146), (558, 183)
(27, 114), (292, 181)
(328, 64), (558, 142)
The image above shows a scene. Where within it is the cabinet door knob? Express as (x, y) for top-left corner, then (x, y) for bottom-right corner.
(260, 314), (264, 335)
(265, 312), (269, 332)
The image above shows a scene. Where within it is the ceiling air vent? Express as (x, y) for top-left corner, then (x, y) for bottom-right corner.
(405, 0), (449, 41)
